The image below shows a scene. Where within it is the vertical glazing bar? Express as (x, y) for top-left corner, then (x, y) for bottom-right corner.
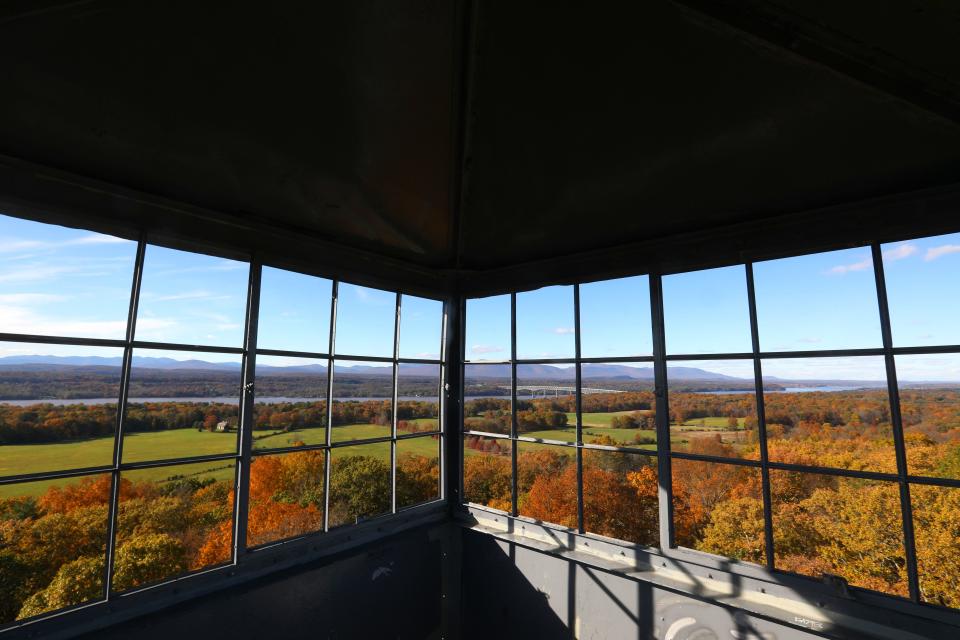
(510, 292), (519, 517)
(650, 274), (674, 548)
(872, 244), (921, 602)
(456, 297), (467, 506)
(323, 281), (339, 532)
(574, 284), (584, 533)
(233, 261), (261, 559)
(439, 295), (453, 503)
(391, 292), (401, 514)
(104, 235), (145, 597)
(745, 263), (776, 571)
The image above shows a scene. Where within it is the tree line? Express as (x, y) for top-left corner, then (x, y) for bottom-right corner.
(0, 399), (441, 445)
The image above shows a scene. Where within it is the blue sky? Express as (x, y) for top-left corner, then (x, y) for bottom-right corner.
(466, 236), (960, 381)
(1, 213), (958, 381)
(0, 214), (443, 367)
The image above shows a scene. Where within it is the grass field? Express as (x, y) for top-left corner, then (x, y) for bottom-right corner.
(1, 426), (441, 498)
(673, 416), (746, 430)
(564, 410), (653, 427)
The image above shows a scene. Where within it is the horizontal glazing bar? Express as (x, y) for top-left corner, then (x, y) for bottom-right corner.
(256, 347), (330, 359)
(397, 357), (444, 365)
(578, 355), (655, 363)
(131, 340), (245, 354)
(117, 453), (240, 471)
(330, 354), (396, 364)
(0, 465), (115, 485)
(0, 332), (126, 348)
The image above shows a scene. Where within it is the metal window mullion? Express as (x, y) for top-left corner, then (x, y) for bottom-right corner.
(391, 292), (401, 514)
(457, 297), (467, 505)
(233, 261), (261, 561)
(745, 263), (776, 571)
(872, 243), (921, 602)
(510, 292), (518, 517)
(104, 235), (145, 598)
(323, 281), (338, 533)
(574, 284), (584, 533)
(438, 296), (452, 503)
(649, 274), (674, 549)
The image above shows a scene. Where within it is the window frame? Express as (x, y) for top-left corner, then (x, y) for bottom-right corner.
(0, 225), (449, 632)
(459, 239), (960, 620)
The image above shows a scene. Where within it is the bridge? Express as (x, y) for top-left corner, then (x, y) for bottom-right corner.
(497, 385), (626, 397)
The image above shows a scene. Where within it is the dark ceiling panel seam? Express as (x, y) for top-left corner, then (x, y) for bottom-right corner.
(667, 0), (960, 127)
(450, 0), (481, 272)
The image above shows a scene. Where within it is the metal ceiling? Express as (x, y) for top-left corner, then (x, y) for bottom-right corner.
(0, 0), (958, 292)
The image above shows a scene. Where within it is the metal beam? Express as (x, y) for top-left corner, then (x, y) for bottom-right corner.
(667, 0), (960, 127)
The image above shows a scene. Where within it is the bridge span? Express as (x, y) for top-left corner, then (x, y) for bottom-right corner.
(497, 385), (626, 397)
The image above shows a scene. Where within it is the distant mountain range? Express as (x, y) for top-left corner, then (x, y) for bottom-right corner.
(467, 363), (741, 381)
(0, 355), (952, 386)
(0, 356), (732, 380)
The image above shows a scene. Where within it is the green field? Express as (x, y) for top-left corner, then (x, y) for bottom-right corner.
(564, 410), (653, 427)
(1, 426), (440, 498)
(673, 416), (746, 430)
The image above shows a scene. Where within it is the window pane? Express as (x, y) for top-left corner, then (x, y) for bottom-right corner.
(465, 295), (510, 362)
(136, 245), (249, 347)
(462, 435), (511, 510)
(253, 356), (328, 450)
(397, 363), (440, 435)
(328, 442), (390, 527)
(121, 350), (241, 463)
(911, 483), (960, 608)
(334, 283), (395, 358)
(116, 460), (237, 591)
(463, 364), (510, 435)
(516, 286), (574, 360)
(668, 360), (758, 460)
(257, 267), (331, 353)
(517, 364), (575, 443)
(0, 473), (111, 624)
(581, 362), (656, 448)
(583, 448), (658, 546)
(331, 360), (392, 443)
(762, 357), (895, 473)
(672, 460), (765, 566)
(895, 354), (960, 479)
(516, 442), (576, 527)
(397, 435), (441, 509)
(754, 248), (882, 351)
(663, 265), (751, 355)
(0, 343), (124, 477)
(399, 295), (443, 360)
(579, 276), (653, 358)
(770, 470), (906, 597)
(247, 450), (325, 548)
(0, 214), (136, 340)
(883, 232), (960, 347)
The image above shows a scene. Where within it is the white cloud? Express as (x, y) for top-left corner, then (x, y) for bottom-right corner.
(151, 290), (218, 302)
(924, 244), (960, 262)
(0, 265), (78, 283)
(471, 345), (504, 355)
(882, 243), (917, 262)
(415, 352), (441, 359)
(796, 337), (822, 344)
(64, 234), (132, 246)
(0, 293), (67, 304)
(826, 257), (871, 275)
(0, 239), (45, 253)
(552, 327), (575, 335)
